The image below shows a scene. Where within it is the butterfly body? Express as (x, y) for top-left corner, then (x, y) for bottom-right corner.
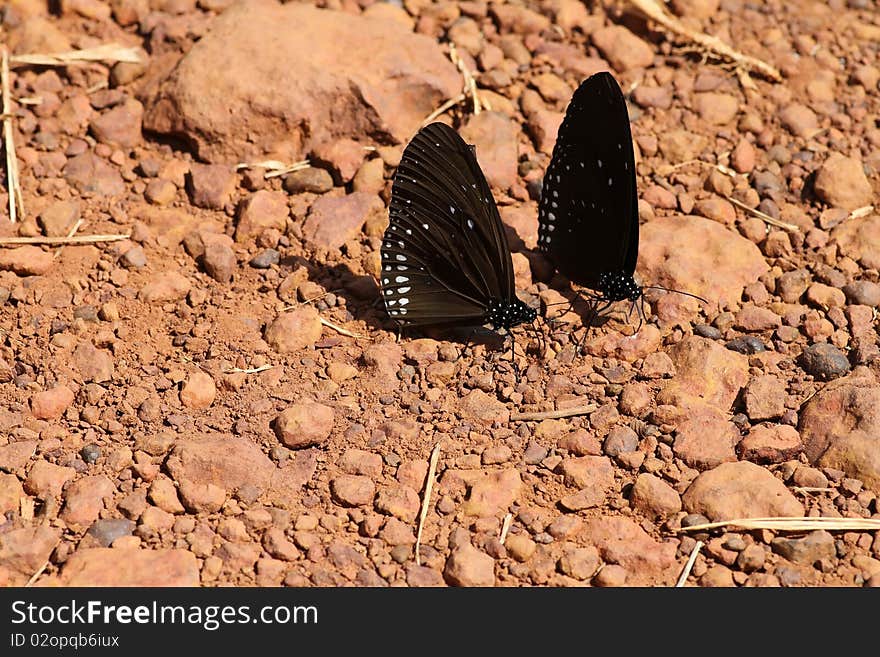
(538, 72), (642, 304)
(380, 122), (536, 333)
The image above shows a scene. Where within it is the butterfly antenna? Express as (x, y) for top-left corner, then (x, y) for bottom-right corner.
(457, 328), (477, 362)
(643, 285), (709, 304)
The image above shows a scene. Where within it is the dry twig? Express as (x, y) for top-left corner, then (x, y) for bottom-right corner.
(726, 195), (800, 233)
(235, 159), (310, 179)
(679, 516), (880, 533)
(499, 513), (513, 545)
(223, 365), (275, 374)
(0, 233), (130, 246)
(625, 0), (782, 82)
(675, 540), (703, 587)
(318, 316), (366, 339)
(2, 47), (23, 224)
(415, 442), (442, 566)
(54, 218), (84, 259)
(510, 404), (598, 422)
(11, 44), (142, 67)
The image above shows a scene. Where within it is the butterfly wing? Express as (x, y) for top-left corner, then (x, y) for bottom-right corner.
(537, 72), (639, 289)
(380, 122), (516, 327)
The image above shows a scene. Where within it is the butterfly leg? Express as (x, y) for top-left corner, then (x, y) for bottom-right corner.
(577, 299), (612, 354)
(456, 328), (478, 362)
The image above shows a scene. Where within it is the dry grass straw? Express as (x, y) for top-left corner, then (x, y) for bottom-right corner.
(415, 442), (442, 566)
(0, 233), (130, 246)
(235, 159), (310, 179)
(54, 218), (84, 259)
(10, 44), (142, 67)
(223, 365), (275, 374)
(318, 316), (366, 339)
(499, 513), (513, 545)
(849, 205), (874, 220)
(725, 194), (800, 233)
(624, 0), (782, 83)
(419, 43), (487, 127)
(679, 516), (880, 533)
(2, 47), (23, 224)
(675, 539), (703, 587)
(510, 404), (598, 422)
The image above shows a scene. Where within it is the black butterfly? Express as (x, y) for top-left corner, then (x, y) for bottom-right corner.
(380, 122), (536, 334)
(538, 72), (643, 309)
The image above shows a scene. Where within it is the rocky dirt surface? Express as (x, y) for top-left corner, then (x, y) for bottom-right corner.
(1, 0), (879, 587)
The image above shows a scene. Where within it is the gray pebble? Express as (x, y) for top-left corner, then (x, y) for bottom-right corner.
(121, 245), (147, 269)
(73, 305), (98, 322)
(799, 342), (851, 380)
(603, 425), (639, 457)
(282, 167), (333, 194)
(250, 249), (280, 269)
(681, 513), (710, 528)
(726, 336), (767, 354)
(526, 178), (543, 202)
(87, 518), (135, 547)
(80, 443), (102, 464)
(523, 441), (548, 465)
(694, 323), (721, 339)
(842, 280), (880, 307)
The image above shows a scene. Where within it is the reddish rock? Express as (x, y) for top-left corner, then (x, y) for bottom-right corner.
(694, 92), (738, 125)
(461, 469), (521, 517)
(833, 213), (880, 270)
(814, 154), (873, 210)
(780, 103), (819, 138)
(235, 190), (288, 242)
(583, 325), (662, 362)
(0, 441), (37, 475)
(632, 85), (673, 110)
(180, 371), (217, 410)
(0, 246), (53, 276)
(63, 152), (125, 196)
(263, 528), (300, 561)
(460, 112), (518, 191)
(500, 205), (539, 249)
(526, 109), (564, 155)
(743, 375), (787, 420)
(165, 433), (275, 493)
(60, 475), (116, 528)
(735, 305), (782, 331)
(38, 200), (80, 236)
(458, 389), (509, 425)
(264, 307), (323, 353)
(0, 473), (23, 514)
(731, 138), (756, 173)
(138, 271), (191, 303)
(89, 99), (144, 148)
(148, 477), (185, 514)
(24, 460), (75, 499)
(738, 424), (803, 464)
(673, 410), (739, 469)
(352, 158), (386, 194)
(682, 461), (804, 520)
(72, 342), (114, 384)
(177, 479), (226, 513)
(283, 167), (334, 194)
(374, 485), (420, 521)
(362, 342), (403, 389)
(31, 385), (75, 420)
(799, 368), (880, 490)
(444, 542), (495, 586)
(143, 2), (460, 162)
(274, 402), (334, 449)
(201, 242), (236, 284)
(0, 526), (62, 586)
(303, 192), (384, 250)
(579, 516), (678, 585)
(591, 26), (654, 71)
(659, 336), (749, 411)
(330, 475), (375, 507)
(340, 449), (383, 478)
(187, 163), (237, 210)
(630, 473), (682, 518)
(310, 138), (366, 184)
(639, 216), (769, 311)
(693, 198), (736, 226)
(58, 548), (199, 586)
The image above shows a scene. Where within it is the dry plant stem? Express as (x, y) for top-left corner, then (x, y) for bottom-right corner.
(421, 93), (466, 127)
(0, 233), (130, 246)
(318, 316), (365, 339)
(223, 365), (275, 374)
(415, 442), (442, 566)
(2, 48), (23, 224)
(10, 44), (142, 67)
(625, 0), (782, 82)
(26, 558), (52, 587)
(725, 195), (800, 232)
(499, 513), (513, 545)
(679, 516), (880, 533)
(510, 404), (598, 422)
(54, 218), (84, 259)
(850, 205), (874, 220)
(675, 540), (703, 587)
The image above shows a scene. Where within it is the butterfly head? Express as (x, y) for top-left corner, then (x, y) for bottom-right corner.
(486, 298), (537, 331)
(598, 271), (642, 303)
